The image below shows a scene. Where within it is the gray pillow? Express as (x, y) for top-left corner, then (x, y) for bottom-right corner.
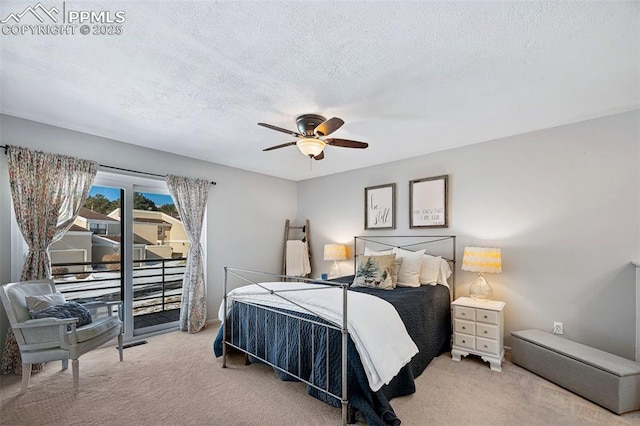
(29, 302), (92, 329)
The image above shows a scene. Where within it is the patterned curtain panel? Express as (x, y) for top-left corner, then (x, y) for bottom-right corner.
(166, 175), (209, 333)
(0, 145), (97, 375)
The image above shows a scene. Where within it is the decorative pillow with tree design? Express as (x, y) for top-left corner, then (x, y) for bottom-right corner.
(351, 254), (397, 290)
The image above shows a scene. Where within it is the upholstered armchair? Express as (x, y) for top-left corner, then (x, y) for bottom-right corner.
(0, 279), (123, 393)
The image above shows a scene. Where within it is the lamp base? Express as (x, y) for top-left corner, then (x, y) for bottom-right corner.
(469, 273), (493, 302)
(328, 261), (341, 279)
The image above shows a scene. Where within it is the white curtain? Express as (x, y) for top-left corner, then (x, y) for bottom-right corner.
(165, 175), (210, 333)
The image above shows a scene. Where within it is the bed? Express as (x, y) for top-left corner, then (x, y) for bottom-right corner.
(213, 235), (455, 425)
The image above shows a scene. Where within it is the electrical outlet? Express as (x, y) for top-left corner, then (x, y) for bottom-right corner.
(553, 322), (563, 335)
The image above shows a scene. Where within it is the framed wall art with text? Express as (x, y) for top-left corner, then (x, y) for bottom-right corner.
(409, 175), (448, 228)
(365, 183), (395, 230)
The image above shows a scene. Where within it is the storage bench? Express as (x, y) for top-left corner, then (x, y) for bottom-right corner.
(511, 329), (640, 414)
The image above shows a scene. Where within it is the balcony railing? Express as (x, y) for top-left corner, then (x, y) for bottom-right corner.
(51, 258), (185, 325)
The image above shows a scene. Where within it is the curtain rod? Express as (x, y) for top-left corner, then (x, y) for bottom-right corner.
(1, 145), (216, 185)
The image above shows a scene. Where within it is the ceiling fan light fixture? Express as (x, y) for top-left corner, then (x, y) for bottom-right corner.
(297, 138), (325, 157)
(259, 114), (367, 159)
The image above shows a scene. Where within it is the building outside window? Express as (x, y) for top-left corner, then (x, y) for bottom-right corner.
(90, 223), (108, 234)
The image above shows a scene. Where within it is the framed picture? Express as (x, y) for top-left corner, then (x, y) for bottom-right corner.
(364, 183), (396, 230)
(410, 175), (448, 228)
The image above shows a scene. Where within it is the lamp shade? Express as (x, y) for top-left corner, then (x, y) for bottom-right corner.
(323, 244), (347, 261)
(297, 138), (326, 157)
(461, 247), (502, 273)
(462, 247), (501, 301)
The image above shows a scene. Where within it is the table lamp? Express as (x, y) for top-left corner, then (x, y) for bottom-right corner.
(461, 247), (502, 301)
(324, 244), (347, 279)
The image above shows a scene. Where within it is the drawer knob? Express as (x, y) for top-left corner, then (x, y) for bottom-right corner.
(462, 326), (466, 330)
(484, 331), (488, 334)
(484, 315), (488, 319)
(462, 313), (466, 316)
(462, 340), (466, 343)
(484, 345), (488, 348)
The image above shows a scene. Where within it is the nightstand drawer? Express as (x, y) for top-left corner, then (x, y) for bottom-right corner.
(476, 308), (499, 325)
(454, 305), (475, 321)
(476, 337), (499, 354)
(455, 319), (476, 335)
(454, 333), (475, 350)
(476, 323), (498, 340)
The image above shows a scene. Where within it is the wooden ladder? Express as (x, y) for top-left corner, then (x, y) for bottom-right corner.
(282, 219), (311, 275)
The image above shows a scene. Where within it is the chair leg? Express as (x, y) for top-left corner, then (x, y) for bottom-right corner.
(72, 359), (79, 389)
(118, 332), (123, 361)
(20, 363), (32, 394)
(61, 359), (68, 370)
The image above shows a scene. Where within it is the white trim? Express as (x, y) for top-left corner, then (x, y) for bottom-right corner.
(634, 261), (640, 362)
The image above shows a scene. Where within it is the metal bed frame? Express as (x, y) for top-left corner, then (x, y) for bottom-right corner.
(221, 235), (456, 425)
(222, 269), (350, 424)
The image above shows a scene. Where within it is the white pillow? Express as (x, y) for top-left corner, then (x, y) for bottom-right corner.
(392, 248), (426, 287)
(437, 259), (452, 286)
(419, 255), (442, 285)
(25, 293), (66, 312)
(422, 258), (452, 288)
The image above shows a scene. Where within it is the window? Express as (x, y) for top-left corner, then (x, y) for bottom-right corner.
(89, 223), (108, 235)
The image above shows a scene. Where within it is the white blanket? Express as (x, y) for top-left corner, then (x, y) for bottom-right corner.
(218, 282), (418, 391)
(285, 240), (311, 277)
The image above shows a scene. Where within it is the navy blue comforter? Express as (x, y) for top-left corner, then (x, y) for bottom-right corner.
(213, 278), (451, 425)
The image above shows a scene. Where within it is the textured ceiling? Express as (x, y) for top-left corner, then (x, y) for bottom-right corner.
(1, 1), (638, 181)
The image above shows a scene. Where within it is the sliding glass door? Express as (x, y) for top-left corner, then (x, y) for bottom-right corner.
(129, 188), (184, 335)
(48, 172), (183, 341)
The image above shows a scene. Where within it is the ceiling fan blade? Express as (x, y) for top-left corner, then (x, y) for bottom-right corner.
(326, 138), (368, 149)
(263, 141), (297, 151)
(314, 117), (344, 137)
(258, 122), (303, 138)
(313, 151), (325, 160)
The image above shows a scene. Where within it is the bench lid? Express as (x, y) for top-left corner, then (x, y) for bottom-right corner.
(511, 329), (640, 377)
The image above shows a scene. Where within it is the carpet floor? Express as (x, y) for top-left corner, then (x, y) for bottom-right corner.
(1, 325), (639, 425)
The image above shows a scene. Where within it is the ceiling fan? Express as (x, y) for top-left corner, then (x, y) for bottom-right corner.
(258, 114), (368, 160)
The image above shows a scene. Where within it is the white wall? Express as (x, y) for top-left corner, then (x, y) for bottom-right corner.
(297, 110), (640, 359)
(0, 114), (297, 346)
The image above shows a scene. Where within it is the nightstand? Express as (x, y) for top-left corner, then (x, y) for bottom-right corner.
(451, 297), (505, 372)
